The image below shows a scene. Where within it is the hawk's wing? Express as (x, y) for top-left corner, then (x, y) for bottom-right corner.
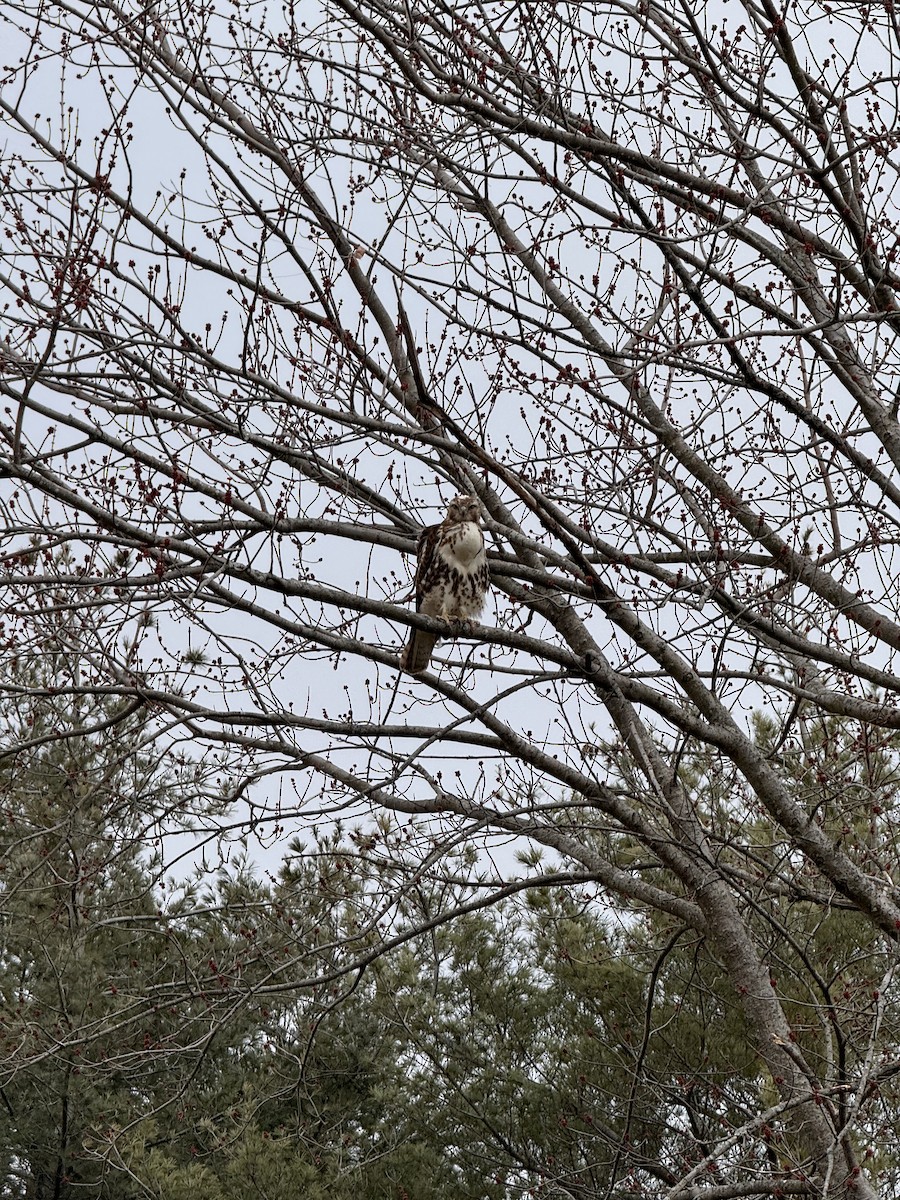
(400, 522), (443, 674)
(412, 522), (441, 610)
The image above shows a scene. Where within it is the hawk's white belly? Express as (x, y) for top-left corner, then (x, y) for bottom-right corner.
(427, 521), (487, 621)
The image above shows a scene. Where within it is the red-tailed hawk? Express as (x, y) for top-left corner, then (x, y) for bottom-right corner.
(399, 494), (490, 674)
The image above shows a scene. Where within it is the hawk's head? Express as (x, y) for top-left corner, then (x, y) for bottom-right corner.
(446, 494), (481, 524)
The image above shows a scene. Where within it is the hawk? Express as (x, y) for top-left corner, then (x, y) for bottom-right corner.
(399, 494), (490, 674)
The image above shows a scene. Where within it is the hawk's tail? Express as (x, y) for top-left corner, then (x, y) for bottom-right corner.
(399, 629), (438, 674)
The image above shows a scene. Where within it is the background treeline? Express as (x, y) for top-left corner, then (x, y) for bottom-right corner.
(3, 645), (899, 1198)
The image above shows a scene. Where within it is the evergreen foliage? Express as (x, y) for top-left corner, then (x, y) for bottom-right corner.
(2, 651), (900, 1197)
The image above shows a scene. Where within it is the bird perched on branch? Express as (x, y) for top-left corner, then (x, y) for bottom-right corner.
(399, 494), (490, 674)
